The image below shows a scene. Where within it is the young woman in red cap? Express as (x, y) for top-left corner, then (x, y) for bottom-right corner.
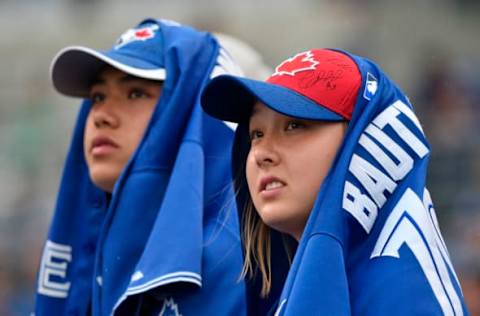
(202, 48), (469, 315)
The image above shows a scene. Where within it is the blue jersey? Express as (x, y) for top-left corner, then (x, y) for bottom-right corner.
(35, 19), (248, 316)
(270, 50), (469, 315)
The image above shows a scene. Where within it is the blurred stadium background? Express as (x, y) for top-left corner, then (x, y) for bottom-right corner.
(0, 0), (479, 314)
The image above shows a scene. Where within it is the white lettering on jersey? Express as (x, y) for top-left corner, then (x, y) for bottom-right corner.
(371, 188), (463, 316)
(343, 181), (378, 233)
(159, 298), (182, 316)
(343, 100), (429, 233)
(372, 101), (428, 158)
(362, 124), (413, 181)
(37, 240), (72, 298)
(349, 154), (397, 208)
(422, 189), (461, 288)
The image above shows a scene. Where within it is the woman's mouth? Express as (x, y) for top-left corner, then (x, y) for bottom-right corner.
(265, 181), (284, 191)
(259, 176), (286, 198)
(91, 136), (119, 156)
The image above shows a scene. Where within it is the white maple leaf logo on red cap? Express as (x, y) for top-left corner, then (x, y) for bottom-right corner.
(271, 51), (319, 77)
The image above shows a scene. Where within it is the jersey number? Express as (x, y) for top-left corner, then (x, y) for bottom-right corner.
(371, 188), (463, 316)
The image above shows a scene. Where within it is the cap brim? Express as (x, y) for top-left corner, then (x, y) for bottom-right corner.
(50, 46), (166, 98)
(201, 75), (344, 123)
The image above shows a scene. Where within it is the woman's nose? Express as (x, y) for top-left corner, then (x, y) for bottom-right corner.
(252, 139), (280, 168)
(92, 101), (119, 129)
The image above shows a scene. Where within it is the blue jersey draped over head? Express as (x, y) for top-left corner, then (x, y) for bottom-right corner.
(35, 19), (247, 316)
(268, 50), (469, 315)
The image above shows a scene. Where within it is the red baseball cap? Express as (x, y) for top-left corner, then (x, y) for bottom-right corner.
(201, 49), (361, 122)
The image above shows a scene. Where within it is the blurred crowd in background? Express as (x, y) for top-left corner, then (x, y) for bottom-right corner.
(0, 0), (479, 314)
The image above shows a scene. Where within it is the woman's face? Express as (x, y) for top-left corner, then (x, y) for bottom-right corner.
(246, 101), (346, 240)
(83, 67), (162, 192)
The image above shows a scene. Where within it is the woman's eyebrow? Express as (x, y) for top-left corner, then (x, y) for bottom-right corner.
(249, 111), (261, 125)
(91, 74), (162, 87)
(249, 104), (265, 122)
(119, 74), (143, 83)
(119, 74), (163, 85)
(90, 77), (106, 86)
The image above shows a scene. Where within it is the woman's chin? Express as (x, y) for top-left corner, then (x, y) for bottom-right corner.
(89, 170), (117, 193)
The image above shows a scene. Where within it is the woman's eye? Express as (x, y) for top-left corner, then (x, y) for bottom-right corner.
(129, 89), (148, 99)
(249, 130), (263, 141)
(90, 92), (104, 104)
(286, 121), (303, 130)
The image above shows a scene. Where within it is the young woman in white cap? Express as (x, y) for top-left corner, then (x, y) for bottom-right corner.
(202, 48), (469, 315)
(35, 18), (258, 316)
